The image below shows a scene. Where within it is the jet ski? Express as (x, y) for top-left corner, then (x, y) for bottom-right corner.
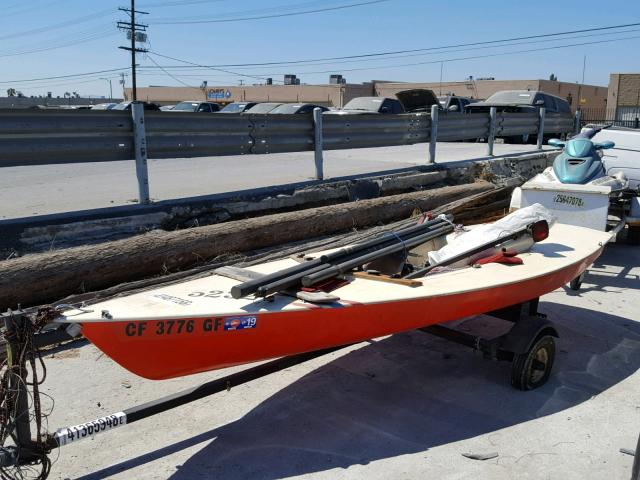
(510, 125), (630, 235)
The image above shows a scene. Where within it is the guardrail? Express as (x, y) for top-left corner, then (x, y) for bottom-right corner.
(0, 106), (574, 203)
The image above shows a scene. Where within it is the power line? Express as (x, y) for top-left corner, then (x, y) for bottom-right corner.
(0, 68), (129, 85)
(139, 0), (238, 8)
(10, 75), (122, 92)
(3, 0), (68, 19)
(148, 0), (340, 20)
(144, 54), (194, 87)
(142, 33), (640, 82)
(4, 20), (638, 90)
(138, 28), (640, 72)
(147, 51), (282, 83)
(152, 21), (640, 66)
(284, 33), (640, 76)
(0, 29), (117, 58)
(150, 0), (389, 24)
(0, 8), (115, 41)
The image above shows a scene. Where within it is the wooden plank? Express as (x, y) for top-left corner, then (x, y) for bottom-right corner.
(352, 271), (423, 287)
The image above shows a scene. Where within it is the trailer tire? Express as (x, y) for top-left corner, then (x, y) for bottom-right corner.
(629, 225), (640, 246)
(511, 334), (555, 391)
(632, 431), (640, 480)
(569, 273), (585, 291)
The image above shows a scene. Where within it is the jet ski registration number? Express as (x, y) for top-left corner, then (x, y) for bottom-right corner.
(553, 194), (585, 208)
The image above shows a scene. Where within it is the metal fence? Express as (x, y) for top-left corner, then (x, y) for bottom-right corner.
(0, 105), (574, 203)
(578, 106), (640, 129)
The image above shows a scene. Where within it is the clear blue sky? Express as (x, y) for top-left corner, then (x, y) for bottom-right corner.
(1, 0), (639, 98)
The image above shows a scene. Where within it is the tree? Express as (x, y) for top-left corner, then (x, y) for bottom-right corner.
(6, 88), (16, 97)
(549, 73), (558, 81)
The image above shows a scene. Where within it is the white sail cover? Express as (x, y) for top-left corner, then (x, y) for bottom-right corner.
(428, 203), (557, 265)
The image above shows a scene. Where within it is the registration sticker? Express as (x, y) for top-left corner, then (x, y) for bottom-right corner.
(54, 411), (127, 446)
(224, 316), (257, 331)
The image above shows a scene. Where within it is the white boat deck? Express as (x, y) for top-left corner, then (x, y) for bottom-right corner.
(60, 223), (611, 323)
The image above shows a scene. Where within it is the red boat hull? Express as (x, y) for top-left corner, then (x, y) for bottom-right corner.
(81, 248), (602, 380)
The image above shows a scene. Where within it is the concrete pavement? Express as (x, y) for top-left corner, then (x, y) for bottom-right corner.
(0, 142), (548, 220)
(41, 241), (639, 479)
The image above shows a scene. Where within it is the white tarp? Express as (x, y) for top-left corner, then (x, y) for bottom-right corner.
(428, 203), (556, 265)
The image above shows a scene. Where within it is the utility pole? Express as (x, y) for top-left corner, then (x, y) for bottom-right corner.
(118, 0), (148, 102)
(100, 77), (113, 100)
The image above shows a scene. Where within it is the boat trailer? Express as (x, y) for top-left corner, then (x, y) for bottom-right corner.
(0, 298), (557, 477)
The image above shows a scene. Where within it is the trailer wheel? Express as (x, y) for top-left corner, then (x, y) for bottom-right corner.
(629, 225), (640, 246)
(632, 431), (640, 480)
(569, 273), (585, 291)
(511, 334), (555, 390)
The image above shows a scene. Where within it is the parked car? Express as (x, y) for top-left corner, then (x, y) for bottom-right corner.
(269, 103), (329, 114)
(438, 95), (473, 113)
(243, 102), (284, 114)
(327, 90), (445, 115)
(325, 96), (405, 115)
(111, 102), (161, 111)
(465, 90), (572, 143)
(159, 105), (175, 111)
(394, 89), (441, 113)
(219, 102), (258, 113)
(169, 101), (221, 113)
(90, 103), (117, 110)
(466, 90), (571, 114)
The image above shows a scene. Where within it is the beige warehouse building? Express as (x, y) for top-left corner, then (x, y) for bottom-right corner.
(606, 73), (640, 121)
(126, 77), (607, 112)
(127, 83), (374, 108)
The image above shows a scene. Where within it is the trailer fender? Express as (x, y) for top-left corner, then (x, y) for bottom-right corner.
(500, 316), (558, 355)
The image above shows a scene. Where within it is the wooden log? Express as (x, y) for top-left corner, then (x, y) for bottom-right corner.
(0, 181), (495, 310)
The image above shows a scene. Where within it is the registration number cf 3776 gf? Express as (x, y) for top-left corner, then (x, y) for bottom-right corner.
(123, 316), (258, 337)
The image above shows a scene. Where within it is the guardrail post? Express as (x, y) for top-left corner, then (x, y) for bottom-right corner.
(574, 109), (582, 134)
(487, 107), (497, 156)
(536, 107), (546, 150)
(313, 107), (324, 180)
(131, 102), (150, 204)
(428, 104), (438, 164)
